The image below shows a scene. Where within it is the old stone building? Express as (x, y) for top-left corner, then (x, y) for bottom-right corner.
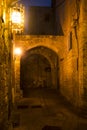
(28, 6), (55, 35)
(54, 0), (87, 108)
(0, 0), (87, 129)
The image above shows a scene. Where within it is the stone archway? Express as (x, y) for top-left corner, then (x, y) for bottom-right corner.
(20, 46), (59, 95)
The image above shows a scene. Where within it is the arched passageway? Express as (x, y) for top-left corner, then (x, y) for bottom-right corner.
(20, 46), (59, 96)
(21, 54), (52, 88)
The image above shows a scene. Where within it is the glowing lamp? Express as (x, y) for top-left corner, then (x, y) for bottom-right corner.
(14, 48), (22, 55)
(10, 4), (24, 33)
(11, 11), (21, 24)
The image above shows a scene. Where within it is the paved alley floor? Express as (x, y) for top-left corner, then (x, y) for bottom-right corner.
(9, 88), (87, 130)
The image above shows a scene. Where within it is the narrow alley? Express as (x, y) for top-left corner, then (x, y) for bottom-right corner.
(9, 88), (87, 130)
(0, 0), (87, 129)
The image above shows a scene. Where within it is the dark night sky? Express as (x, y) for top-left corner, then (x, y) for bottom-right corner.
(20, 0), (52, 7)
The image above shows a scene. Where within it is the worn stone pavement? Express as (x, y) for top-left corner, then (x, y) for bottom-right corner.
(9, 88), (87, 130)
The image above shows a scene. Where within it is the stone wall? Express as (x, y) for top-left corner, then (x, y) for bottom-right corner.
(14, 0), (87, 110)
(0, 0), (14, 129)
(1, 0), (86, 128)
(55, 0), (79, 106)
(14, 35), (63, 97)
(55, 0), (87, 107)
(80, 0), (87, 105)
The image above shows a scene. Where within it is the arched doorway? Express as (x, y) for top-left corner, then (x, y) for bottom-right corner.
(21, 54), (52, 88)
(20, 46), (59, 96)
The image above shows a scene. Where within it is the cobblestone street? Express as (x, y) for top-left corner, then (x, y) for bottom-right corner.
(9, 88), (87, 130)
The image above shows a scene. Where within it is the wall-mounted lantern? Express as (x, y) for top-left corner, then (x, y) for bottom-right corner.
(14, 47), (22, 61)
(10, 3), (24, 34)
(14, 47), (22, 55)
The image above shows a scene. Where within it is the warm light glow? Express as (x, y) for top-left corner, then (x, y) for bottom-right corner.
(10, 4), (25, 33)
(3, 11), (6, 22)
(14, 48), (22, 55)
(11, 11), (21, 24)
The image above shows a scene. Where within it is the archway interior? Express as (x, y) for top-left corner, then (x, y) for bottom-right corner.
(20, 53), (52, 93)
